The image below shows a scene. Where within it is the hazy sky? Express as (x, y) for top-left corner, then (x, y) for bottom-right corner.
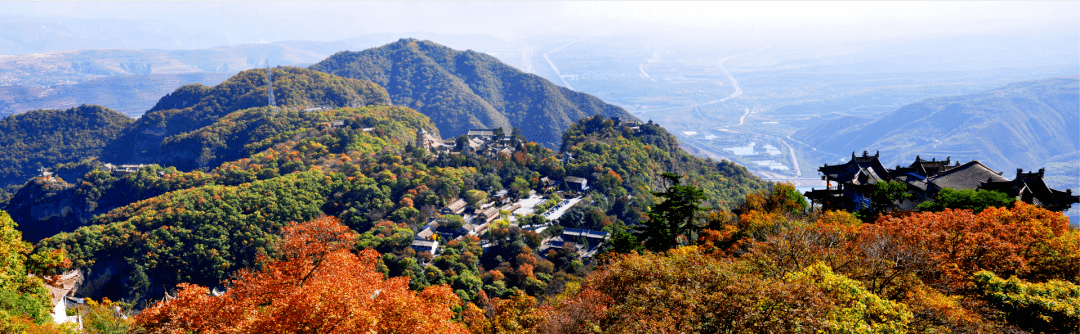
(2, 1), (1076, 49)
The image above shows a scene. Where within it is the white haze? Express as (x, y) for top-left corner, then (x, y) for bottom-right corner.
(0, 1), (1076, 51)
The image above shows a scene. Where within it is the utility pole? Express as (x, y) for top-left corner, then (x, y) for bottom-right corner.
(265, 60), (276, 108)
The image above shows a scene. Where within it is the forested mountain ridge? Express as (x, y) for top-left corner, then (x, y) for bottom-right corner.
(0, 105), (133, 189)
(28, 104), (440, 300)
(19, 105), (766, 308)
(561, 116), (767, 210)
(156, 103), (435, 171)
(5, 105), (432, 243)
(309, 38), (637, 148)
(794, 77), (1079, 177)
(102, 66), (391, 165)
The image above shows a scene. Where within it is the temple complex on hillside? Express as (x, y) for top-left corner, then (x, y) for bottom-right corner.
(804, 151), (1079, 212)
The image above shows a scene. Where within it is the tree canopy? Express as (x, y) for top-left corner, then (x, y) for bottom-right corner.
(136, 216), (467, 333)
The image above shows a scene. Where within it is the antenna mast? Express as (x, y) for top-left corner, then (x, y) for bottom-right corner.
(265, 60), (276, 108)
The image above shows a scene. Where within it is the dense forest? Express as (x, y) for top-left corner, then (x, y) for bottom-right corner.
(560, 115), (767, 210)
(4, 105), (431, 242)
(102, 66), (391, 164)
(13, 110), (764, 307)
(310, 38), (637, 148)
(0, 105), (133, 192)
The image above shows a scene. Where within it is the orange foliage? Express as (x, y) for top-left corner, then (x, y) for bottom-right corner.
(539, 247), (905, 333)
(463, 290), (544, 334)
(903, 286), (997, 333)
(536, 288), (611, 334)
(135, 216), (466, 333)
(866, 202), (1079, 290)
(605, 170), (623, 184)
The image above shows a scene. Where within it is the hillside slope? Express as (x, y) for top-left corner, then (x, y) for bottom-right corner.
(6, 105), (430, 243)
(310, 38), (637, 148)
(794, 77), (1079, 176)
(0, 105), (132, 189)
(26, 110), (765, 305)
(102, 66), (390, 165)
(561, 115), (767, 210)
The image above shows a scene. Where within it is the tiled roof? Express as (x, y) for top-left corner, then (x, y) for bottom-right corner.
(927, 161), (1007, 191)
(479, 207), (500, 218)
(903, 155), (958, 177)
(45, 270), (81, 306)
(468, 137), (485, 149)
(468, 129), (496, 137)
(819, 151), (889, 185)
(444, 199), (467, 212)
(411, 239), (438, 254)
(564, 176), (587, 184)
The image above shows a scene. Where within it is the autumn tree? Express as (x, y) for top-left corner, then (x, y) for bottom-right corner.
(733, 182), (806, 216)
(462, 289), (544, 334)
(972, 270), (1080, 333)
(866, 202), (1079, 290)
(540, 246), (911, 333)
(465, 189), (489, 207)
(135, 216), (467, 333)
(0, 210), (70, 332)
(741, 210), (863, 277)
(696, 183), (811, 256)
(76, 297), (134, 334)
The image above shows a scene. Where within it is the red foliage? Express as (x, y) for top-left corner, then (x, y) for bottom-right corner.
(135, 216), (466, 333)
(865, 202), (1078, 290)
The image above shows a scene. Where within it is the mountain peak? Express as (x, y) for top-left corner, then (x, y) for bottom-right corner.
(310, 39), (637, 148)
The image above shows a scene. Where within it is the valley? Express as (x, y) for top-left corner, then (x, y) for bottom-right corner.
(507, 36), (1079, 196)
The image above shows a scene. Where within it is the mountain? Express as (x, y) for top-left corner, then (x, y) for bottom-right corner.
(0, 34), (516, 120)
(5, 105), (430, 243)
(0, 45), (331, 87)
(0, 105), (132, 189)
(28, 109), (764, 305)
(561, 115), (767, 210)
(309, 38), (637, 148)
(794, 77), (1079, 184)
(101, 66), (390, 166)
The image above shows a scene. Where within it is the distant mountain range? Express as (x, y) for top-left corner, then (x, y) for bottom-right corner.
(0, 33), (512, 118)
(310, 39), (637, 148)
(794, 77), (1079, 187)
(0, 73), (233, 118)
(0, 33), (514, 88)
(1, 38), (643, 183)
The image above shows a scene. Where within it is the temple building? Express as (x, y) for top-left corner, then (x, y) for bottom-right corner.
(805, 151), (1079, 212)
(415, 128), (442, 150)
(981, 168), (1079, 212)
(804, 151), (890, 211)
